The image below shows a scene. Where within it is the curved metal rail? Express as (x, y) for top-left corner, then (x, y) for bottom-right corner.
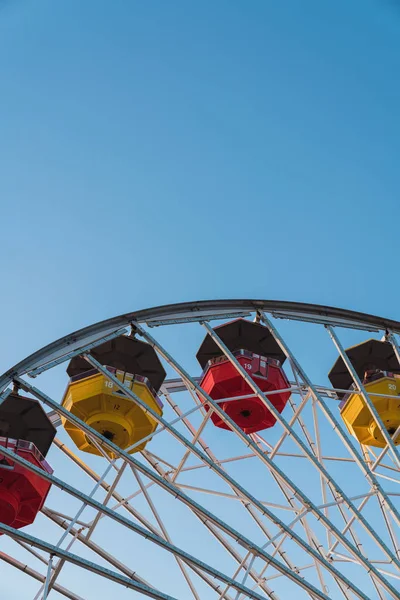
(1, 299), (399, 391)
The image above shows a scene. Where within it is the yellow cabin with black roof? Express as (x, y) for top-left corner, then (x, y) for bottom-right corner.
(329, 339), (400, 448)
(61, 336), (166, 457)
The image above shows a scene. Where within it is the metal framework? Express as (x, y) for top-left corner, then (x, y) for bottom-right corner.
(0, 300), (399, 599)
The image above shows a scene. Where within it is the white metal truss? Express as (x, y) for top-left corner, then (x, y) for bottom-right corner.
(0, 300), (398, 599)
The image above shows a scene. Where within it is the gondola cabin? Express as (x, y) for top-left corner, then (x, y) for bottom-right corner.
(0, 394), (55, 531)
(61, 336), (166, 457)
(196, 319), (291, 434)
(329, 339), (400, 448)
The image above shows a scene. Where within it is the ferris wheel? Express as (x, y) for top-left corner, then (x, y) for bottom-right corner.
(0, 299), (399, 600)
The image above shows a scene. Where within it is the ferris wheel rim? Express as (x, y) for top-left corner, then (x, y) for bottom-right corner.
(2, 298), (400, 392)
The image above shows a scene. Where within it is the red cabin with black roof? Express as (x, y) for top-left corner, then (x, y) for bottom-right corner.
(196, 319), (291, 434)
(0, 394), (55, 531)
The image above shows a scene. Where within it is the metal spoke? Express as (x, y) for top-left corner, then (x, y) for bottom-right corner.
(258, 312), (400, 523)
(0, 523), (176, 600)
(0, 551), (84, 600)
(1, 300), (399, 599)
(0, 441), (298, 600)
(130, 325), (399, 598)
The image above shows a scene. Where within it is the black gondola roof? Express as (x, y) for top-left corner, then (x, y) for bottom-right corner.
(196, 318), (287, 369)
(328, 338), (400, 397)
(67, 336), (166, 392)
(0, 393), (56, 457)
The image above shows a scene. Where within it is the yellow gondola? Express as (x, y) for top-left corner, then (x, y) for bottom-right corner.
(340, 376), (400, 447)
(329, 339), (400, 448)
(61, 336), (166, 457)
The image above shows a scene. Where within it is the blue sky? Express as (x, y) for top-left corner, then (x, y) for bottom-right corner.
(1, 0), (400, 363)
(1, 1), (400, 598)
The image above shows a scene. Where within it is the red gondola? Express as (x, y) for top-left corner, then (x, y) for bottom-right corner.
(0, 393), (55, 531)
(0, 438), (52, 529)
(197, 319), (291, 434)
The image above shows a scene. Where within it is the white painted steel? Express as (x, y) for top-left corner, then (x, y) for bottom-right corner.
(0, 300), (398, 599)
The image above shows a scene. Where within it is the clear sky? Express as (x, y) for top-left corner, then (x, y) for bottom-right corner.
(1, 0), (400, 364)
(1, 1), (400, 598)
